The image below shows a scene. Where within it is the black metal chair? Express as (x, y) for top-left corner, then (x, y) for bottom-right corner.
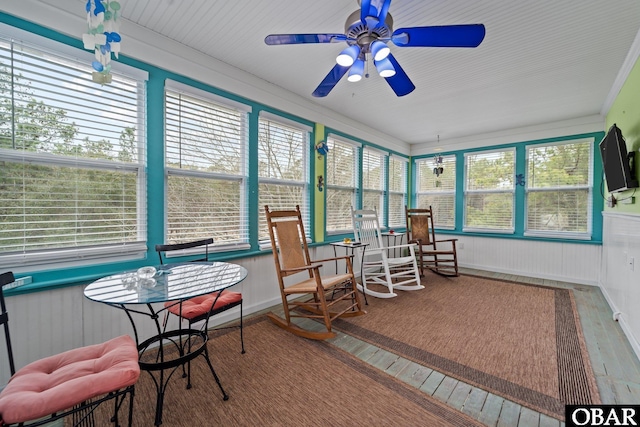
(0, 271), (140, 427)
(155, 238), (244, 388)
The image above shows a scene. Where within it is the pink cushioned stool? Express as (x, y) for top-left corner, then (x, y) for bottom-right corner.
(0, 271), (140, 427)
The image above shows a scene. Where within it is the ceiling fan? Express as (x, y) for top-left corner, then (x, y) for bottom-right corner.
(264, 0), (485, 97)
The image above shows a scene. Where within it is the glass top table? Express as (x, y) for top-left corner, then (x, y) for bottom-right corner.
(84, 261), (247, 426)
(84, 261), (247, 305)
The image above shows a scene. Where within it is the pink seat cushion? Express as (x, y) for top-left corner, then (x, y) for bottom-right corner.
(0, 334), (140, 425)
(164, 290), (242, 320)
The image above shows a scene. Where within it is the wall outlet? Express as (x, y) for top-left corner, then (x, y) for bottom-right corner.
(458, 242), (464, 250)
(2, 276), (32, 291)
(629, 257), (635, 271)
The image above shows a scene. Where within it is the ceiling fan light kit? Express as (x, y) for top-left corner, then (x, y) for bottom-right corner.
(265, 0), (485, 97)
(336, 45), (361, 66)
(347, 58), (366, 82)
(370, 40), (390, 61)
(374, 57), (395, 77)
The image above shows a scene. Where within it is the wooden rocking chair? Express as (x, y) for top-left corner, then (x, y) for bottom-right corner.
(264, 205), (365, 340)
(405, 205), (459, 277)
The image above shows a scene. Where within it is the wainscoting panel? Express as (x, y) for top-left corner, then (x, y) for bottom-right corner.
(454, 235), (601, 286)
(601, 212), (640, 358)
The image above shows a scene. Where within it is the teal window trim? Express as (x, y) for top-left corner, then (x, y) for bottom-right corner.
(412, 131), (605, 244)
(514, 145), (527, 235)
(1, 16), (316, 291)
(455, 152), (465, 231)
(383, 155), (390, 227)
(248, 109), (260, 251)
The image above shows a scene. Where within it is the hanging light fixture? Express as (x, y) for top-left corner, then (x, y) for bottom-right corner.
(336, 45), (360, 67)
(370, 40), (390, 61)
(374, 57), (396, 77)
(347, 57), (365, 82)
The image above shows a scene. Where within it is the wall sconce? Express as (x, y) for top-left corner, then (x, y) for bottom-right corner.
(316, 141), (329, 159)
(317, 175), (324, 192)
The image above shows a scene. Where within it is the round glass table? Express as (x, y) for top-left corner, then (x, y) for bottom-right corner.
(84, 261), (247, 426)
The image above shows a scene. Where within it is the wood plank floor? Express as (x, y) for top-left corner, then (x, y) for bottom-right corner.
(276, 267), (640, 426)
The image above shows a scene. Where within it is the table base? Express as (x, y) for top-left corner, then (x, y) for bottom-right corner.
(138, 328), (228, 426)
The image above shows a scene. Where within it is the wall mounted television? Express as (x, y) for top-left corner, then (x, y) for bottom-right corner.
(599, 124), (638, 193)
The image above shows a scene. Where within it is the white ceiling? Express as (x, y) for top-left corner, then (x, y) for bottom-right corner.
(29, 1), (640, 145)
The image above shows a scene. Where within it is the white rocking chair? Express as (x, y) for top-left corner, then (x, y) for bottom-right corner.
(351, 207), (423, 298)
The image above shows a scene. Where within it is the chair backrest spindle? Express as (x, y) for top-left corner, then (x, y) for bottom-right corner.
(265, 205), (312, 277)
(351, 207), (385, 252)
(155, 238), (214, 264)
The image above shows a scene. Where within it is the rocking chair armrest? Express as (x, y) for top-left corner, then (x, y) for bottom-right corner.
(434, 238), (458, 244)
(382, 243), (418, 250)
(280, 264), (322, 274)
(312, 256), (353, 263)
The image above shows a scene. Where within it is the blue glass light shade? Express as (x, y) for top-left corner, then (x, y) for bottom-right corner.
(374, 57), (396, 77)
(370, 40), (390, 61)
(336, 45), (360, 67)
(347, 58), (365, 82)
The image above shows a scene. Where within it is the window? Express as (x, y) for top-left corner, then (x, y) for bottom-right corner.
(258, 113), (310, 242)
(526, 139), (592, 238)
(415, 155), (456, 228)
(164, 81), (250, 249)
(464, 149), (515, 232)
(362, 147), (386, 219)
(326, 136), (359, 233)
(388, 156), (408, 228)
(0, 28), (147, 269)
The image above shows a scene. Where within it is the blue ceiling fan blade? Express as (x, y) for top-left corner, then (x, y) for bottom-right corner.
(377, 0), (392, 25)
(360, 0), (372, 23)
(312, 64), (350, 97)
(384, 54), (415, 97)
(265, 34), (346, 45)
(392, 24), (486, 48)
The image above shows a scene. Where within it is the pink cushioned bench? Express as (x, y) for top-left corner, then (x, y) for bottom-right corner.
(0, 334), (140, 425)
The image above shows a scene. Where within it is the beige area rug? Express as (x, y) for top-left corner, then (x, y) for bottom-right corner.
(85, 316), (483, 426)
(330, 271), (601, 418)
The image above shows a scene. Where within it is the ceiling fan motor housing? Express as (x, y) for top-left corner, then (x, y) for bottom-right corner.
(344, 9), (393, 54)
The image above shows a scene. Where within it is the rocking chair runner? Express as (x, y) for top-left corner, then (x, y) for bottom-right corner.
(264, 205), (365, 340)
(351, 207), (423, 298)
(405, 205), (459, 277)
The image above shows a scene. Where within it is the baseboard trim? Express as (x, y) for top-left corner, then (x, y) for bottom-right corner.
(598, 285), (640, 362)
(459, 262), (599, 287)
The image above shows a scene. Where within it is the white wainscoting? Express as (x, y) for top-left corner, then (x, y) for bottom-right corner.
(600, 212), (640, 359)
(442, 234), (602, 286)
(0, 239), (604, 385)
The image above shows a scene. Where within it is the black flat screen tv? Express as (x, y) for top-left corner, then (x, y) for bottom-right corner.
(599, 124), (638, 193)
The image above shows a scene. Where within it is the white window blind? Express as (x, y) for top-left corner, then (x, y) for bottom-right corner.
(326, 136), (359, 233)
(362, 147), (385, 222)
(0, 31), (147, 269)
(464, 149), (515, 232)
(415, 155), (456, 229)
(164, 81), (250, 249)
(525, 139), (592, 238)
(258, 114), (309, 242)
(388, 156), (408, 228)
